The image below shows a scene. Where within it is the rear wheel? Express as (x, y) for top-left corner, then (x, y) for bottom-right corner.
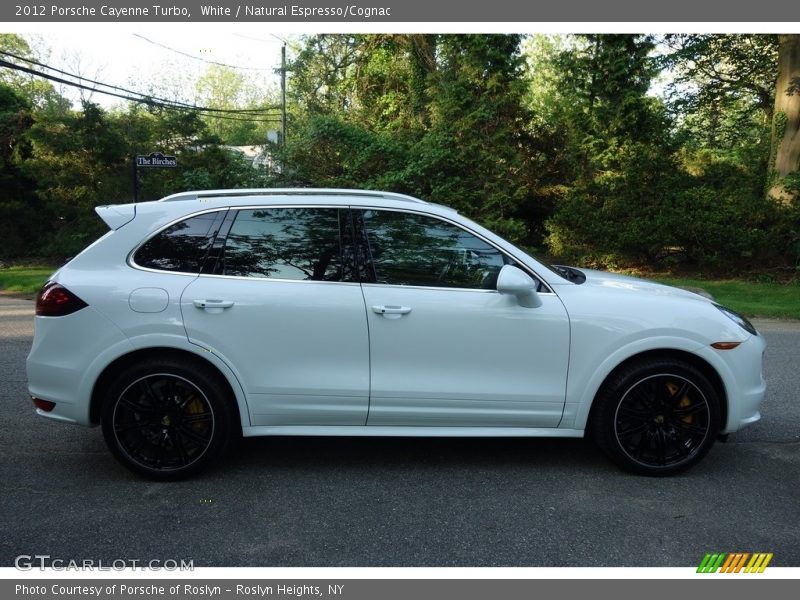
(591, 358), (721, 475)
(101, 359), (234, 479)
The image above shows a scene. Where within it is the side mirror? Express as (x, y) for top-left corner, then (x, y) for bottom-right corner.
(496, 265), (542, 308)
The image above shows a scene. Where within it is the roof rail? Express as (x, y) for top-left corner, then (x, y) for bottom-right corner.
(159, 188), (429, 205)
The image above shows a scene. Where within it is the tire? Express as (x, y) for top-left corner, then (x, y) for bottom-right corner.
(590, 358), (721, 476)
(101, 358), (234, 480)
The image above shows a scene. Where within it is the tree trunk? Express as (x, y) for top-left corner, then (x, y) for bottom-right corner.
(769, 34), (800, 204)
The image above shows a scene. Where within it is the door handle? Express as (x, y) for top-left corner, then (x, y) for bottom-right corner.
(193, 299), (234, 309)
(372, 305), (412, 316)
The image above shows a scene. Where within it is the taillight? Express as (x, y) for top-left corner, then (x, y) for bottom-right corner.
(35, 282), (88, 316)
(31, 397), (56, 412)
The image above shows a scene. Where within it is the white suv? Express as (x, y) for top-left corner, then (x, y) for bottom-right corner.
(27, 189), (766, 478)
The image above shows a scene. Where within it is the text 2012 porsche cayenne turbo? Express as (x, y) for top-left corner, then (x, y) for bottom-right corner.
(27, 189), (766, 479)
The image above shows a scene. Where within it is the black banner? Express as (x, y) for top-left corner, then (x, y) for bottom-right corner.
(3, 0), (799, 22)
(4, 579), (800, 600)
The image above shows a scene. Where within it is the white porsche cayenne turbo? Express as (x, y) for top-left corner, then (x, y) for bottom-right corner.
(27, 189), (766, 479)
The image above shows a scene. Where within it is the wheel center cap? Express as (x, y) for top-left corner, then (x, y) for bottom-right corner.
(161, 415), (172, 426)
(654, 415), (665, 424)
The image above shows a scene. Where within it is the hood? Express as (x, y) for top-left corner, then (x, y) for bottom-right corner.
(572, 268), (714, 303)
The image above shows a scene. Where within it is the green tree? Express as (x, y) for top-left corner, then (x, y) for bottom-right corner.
(14, 96), (271, 258)
(662, 35), (777, 184)
(559, 35), (670, 181)
(0, 34), (71, 115)
(544, 35), (680, 264)
(663, 35), (777, 122)
(283, 34), (540, 243)
(405, 34), (535, 241)
(111, 104), (272, 202)
(545, 34), (787, 269)
(659, 34), (798, 267)
(288, 35), (364, 117)
(288, 34), (436, 134)
(0, 82), (44, 258)
(278, 115), (409, 190)
(194, 65), (279, 145)
(21, 101), (129, 255)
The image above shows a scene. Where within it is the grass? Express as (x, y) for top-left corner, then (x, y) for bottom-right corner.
(649, 276), (800, 320)
(1, 264), (798, 320)
(0, 265), (55, 296)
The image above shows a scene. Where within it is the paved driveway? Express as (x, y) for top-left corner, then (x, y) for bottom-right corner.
(1, 297), (798, 566)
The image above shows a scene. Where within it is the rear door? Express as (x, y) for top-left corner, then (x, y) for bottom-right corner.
(181, 206), (370, 427)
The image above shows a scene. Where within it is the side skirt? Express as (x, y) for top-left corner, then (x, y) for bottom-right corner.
(242, 426), (585, 438)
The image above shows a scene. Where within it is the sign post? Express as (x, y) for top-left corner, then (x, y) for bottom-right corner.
(133, 152), (178, 202)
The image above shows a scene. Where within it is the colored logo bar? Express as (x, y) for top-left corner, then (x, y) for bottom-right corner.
(697, 553), (773, 573)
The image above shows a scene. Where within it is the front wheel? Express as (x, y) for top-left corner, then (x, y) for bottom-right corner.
(101, 359), (234, 479)
(590, 358), (721, 476)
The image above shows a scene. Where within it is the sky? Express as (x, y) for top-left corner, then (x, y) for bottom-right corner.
(19, 28), (291, 109)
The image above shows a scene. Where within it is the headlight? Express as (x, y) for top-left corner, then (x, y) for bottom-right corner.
(715, 304), (757, 336)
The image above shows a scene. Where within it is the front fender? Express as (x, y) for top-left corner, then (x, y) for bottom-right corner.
(560, 335), (710, 430)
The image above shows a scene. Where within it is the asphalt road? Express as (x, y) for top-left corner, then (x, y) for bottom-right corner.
(1, 296), (798, 567)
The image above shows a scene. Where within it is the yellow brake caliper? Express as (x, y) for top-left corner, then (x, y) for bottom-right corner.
(666, 381), (693, 432)
(185, 395), (207, 434)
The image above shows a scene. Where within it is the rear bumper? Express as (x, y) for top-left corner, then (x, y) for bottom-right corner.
(26, 307), (133, 427)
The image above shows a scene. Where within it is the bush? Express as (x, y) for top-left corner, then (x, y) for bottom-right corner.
(545, 145), (783, 271)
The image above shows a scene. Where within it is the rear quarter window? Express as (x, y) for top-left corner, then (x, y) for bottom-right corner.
(134, 212), (223, 273)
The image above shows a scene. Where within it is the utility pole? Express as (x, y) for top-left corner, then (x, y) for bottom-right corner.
(280, 44), (287, 146)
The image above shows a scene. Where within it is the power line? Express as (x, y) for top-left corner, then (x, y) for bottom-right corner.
(0, 52), (282, 121)
(133, 33), (274, 72)
(0, 50), (280, 115)
(0, 59), (281, 123)
(1, 49), (218, 113)
(232, 33), (278, 45)
(234, 32), (301, 51)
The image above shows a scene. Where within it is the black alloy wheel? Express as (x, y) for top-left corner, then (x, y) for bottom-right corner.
(591, 359), (721, 475)
(102, 359), (233, 479)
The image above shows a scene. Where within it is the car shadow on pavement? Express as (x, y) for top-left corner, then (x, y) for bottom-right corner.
(225, 435), (611, 474)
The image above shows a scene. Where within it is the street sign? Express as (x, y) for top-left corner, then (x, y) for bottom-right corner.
(133, 152), (178, 202)
(136, 152), (177, 168)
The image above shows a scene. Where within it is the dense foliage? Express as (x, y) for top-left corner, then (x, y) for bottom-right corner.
(1, 32), (799, 274)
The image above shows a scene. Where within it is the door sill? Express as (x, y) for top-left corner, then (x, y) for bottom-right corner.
(242, 425), (584, 438)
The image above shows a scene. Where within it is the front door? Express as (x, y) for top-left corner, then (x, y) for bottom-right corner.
(356, 209), (570, 427)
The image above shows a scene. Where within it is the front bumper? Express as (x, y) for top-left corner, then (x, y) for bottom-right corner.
(717, 332), (767, 433)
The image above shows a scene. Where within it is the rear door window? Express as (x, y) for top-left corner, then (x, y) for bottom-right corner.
(216, 208), (354, 282)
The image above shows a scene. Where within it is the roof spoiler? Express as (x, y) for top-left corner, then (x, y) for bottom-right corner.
(95, 203), (136, 230)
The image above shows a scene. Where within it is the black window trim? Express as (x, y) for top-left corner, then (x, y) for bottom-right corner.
(201, 209), (236, 275)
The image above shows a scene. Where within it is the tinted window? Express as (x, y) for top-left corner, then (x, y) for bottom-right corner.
(135, 212), (221, 273)
(361, 210), (513, 289)
(220, 208), (348, 281)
